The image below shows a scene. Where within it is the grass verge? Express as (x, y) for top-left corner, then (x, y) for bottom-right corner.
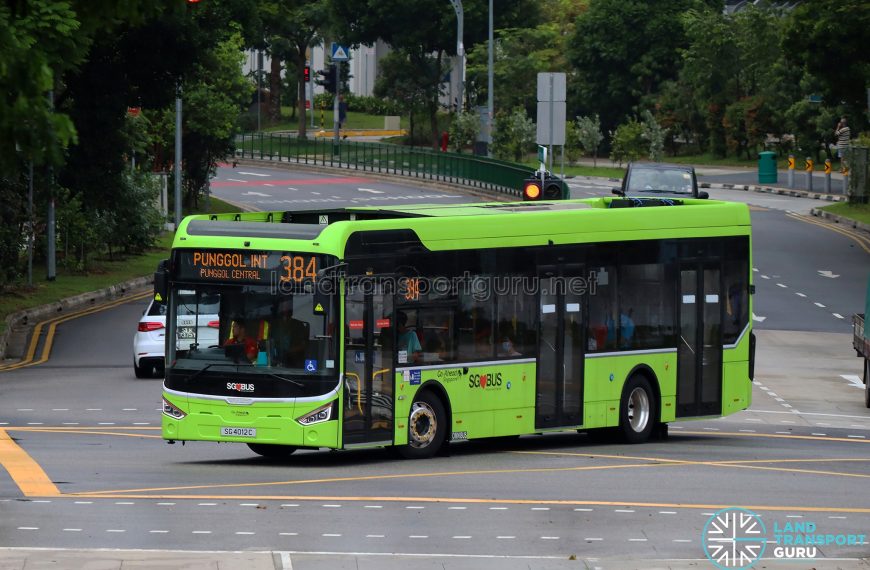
(818, 202), (870, 226)
(519, 160), (625, 180)
(0, 197), (238, 335)
(267, 109), (407, 132)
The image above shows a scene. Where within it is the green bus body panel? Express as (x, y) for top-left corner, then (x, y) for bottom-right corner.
(164, 198), (753, 448)
(162, 393), (339, 448)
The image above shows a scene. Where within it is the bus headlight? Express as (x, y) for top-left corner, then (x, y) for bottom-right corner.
(296, 402), (333, 426)
(162, 397), (187, 420)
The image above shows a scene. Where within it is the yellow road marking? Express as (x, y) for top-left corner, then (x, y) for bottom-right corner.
(0, 291), (151, 372)
(54, 492), (870, 514)
(0, 429), (60, 497)
(680, 430), (870, 444)
(786, 212), (870, 254)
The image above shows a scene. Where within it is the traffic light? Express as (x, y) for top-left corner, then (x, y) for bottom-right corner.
(316, 67), (337, 94)
(303, 65), (310, 83)
(522, 175), (567, 201)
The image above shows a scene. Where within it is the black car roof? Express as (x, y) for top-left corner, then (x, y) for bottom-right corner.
(628, 162), (694, 172)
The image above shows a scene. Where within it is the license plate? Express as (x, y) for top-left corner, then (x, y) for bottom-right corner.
(178, 327), (195, 339)
(221, 427), (256, 438)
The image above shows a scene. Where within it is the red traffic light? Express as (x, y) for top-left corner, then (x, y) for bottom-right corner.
(523, 179), (542, 200)
(303, 66), (310, 82)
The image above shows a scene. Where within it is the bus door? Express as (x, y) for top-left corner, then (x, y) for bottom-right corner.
(342, 283), (394, 447)
(536, 264), (585, 429)
(677, 262), (723, 417)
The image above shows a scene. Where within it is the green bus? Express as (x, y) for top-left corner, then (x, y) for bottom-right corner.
(156, 197), (754, 459)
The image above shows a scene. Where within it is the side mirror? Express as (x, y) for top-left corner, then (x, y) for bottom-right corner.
(612, 188), (625, 196)
(698, 191), (709, 199)
(154, 259), (169, 302)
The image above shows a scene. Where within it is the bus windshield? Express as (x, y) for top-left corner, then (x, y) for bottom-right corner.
(165, 283), (338, 399)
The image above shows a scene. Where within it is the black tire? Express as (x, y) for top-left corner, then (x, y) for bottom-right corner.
(133, 361), (151, 379)
(864, 358), (869, 409)
(619, 375), (657, 444)
(247, 443), (297, 458)
(398, 391), (446, 459)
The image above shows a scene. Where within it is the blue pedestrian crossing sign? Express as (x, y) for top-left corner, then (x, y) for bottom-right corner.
(331, 43), (349, 62)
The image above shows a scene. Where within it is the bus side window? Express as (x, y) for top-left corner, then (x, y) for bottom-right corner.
(587, 266), (617, 352)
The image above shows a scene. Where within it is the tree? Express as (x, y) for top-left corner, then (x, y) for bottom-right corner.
(610, 118), (645, 166)
(257, 0), (330, 137)
(567, 0), (723, 137)
(448, 111), (480, 152)
(575, 114), (603, 166)
(491, 107), (535, 162)
(784, 0), (870, 127)
(331, 0), (539, 147)
(641, 110), (665, 162)
(373, 50), (442, 144)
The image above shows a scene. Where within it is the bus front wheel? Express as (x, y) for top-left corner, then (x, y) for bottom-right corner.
(399, 391), (446, 459)
(620, 375), (656, 444)
(247, 443), (297, 458)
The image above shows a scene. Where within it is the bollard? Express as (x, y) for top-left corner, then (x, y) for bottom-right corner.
(805, 157), (813, 192)
(824, 159), (832, 193)
(787, 154), (795, 189)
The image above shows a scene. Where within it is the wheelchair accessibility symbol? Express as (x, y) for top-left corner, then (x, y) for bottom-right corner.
(304, 359), (318, 373)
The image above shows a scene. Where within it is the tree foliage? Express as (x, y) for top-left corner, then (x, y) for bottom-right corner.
(491, 108), (535, 162)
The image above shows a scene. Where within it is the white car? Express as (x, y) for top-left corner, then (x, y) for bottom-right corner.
(132, 292), (221, 378)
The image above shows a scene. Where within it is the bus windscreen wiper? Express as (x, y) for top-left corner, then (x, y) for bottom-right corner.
(185, 363), (304, 388)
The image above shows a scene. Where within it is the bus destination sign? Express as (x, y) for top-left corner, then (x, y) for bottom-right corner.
(175, 250), (318, 284)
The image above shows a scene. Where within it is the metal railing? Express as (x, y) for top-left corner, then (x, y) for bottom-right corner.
(234, 132), (533, 198)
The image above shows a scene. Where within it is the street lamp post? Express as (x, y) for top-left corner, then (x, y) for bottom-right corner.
(174, 84), (182, 229)
(449, 0), (465, 113)
(487, 0), (494, 155)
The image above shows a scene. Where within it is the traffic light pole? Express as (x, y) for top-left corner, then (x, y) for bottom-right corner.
(333, 62), (340, 144)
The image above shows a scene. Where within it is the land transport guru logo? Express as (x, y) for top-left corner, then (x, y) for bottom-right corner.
(702, 507), (866, 569)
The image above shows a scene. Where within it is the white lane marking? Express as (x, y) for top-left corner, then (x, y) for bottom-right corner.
(240, 503), (259, 507)
(16, 409), (33, 411)
(405, 506), (425, 509)
(776, 283), (788, 288)
(122, 408), (137, 411)
(780, 420), (796, 424)
(32, 500), (51, 503)
(490, 507), (508, 510)
(703, 427), (720, 431)
(227, 178), (247, 183)
(26, 423), (43, 425)
(452, 536), (472, 539)
(659, 511), (677, 515)
(585, 537), (603, 541)
(114, 501), (135, 505)
(74, 501), (92, 505)
(236, 531), (256, 535)
(86, 408), (102, 411)
(776, 431), (791, 434)
(192, 530), (211, 534)
(150, 530), (169, 534)
(752, 409), (869, 420)
(782, 404), (793, 408)
(848, 435), (866, 439)
(817, 270), (840, 278)
(541, 536), (560, 540)
(52, 408), (69, 411)
(448, 506), (467, 510)
(615, 509), (635, 513)
(744, 418), (762, 422)
(63, 528), (82, 532)
(198, 503), (217, 506)
(497, 536), (516, 539)
(833, 313), (844, 319)
(814, 302), (826, 308)
(133, 422), (150, 426)
(767, 392), (778, 397)
(629, 538), (648, 542)
(795, 292), (807, 297)
(106, 529), (125, 533)
(241, 191), (271, 197)
(752, 268), (759, 272)
(157, 503), (175, 506)
(739, 430), (757, 433)
(811, 433), (827, 436)
(17, 527), (39, 530)
(409, 535), (428, 539)
(286, 187), (298, 191)
(366, 535), (385, 538)
(673, 539), (692, 543)
(575, 508), (594, 512)
(310, 191), (321, 195)
(282, 504), (299, 507)
(786, 515), (803, 518)
(264, 183), (274, 187)
(363, 505), (382, 509)
(761, 275), (770, 280)
(531, 507), (550, 511)
(279, 532), (299, 536)
(322, 504), (342, 508)
(237, 171), (270, 177)
(752, 313), (767, 322)
(358, 188), (385, 194)
(829, 516), (847, 519)
(774, 398), (785, 402)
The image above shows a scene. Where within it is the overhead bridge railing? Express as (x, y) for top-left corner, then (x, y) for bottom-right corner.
(234, 132), (531, 198)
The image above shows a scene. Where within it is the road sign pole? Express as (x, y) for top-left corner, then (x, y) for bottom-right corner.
(548, 74), (554, 172)
(824, 159), (832, 193)
(805, 157), (813, 192)
(333, 62), (340, 144)
(787, 154), (794, 189)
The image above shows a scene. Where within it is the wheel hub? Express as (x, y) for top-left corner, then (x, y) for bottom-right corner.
(409, 402), (437, 448)
(627, 387), (650, 432)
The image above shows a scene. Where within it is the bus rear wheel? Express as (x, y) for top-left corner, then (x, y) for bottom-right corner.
(247, 443), (297, 458)
(398, 391), (446, 459)
(619, 375), (656, 444)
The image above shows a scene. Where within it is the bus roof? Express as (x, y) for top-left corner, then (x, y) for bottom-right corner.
(174, 197), (751, 255)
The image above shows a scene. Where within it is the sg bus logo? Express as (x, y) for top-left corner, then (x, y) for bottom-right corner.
(702, 508), (766, 570)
